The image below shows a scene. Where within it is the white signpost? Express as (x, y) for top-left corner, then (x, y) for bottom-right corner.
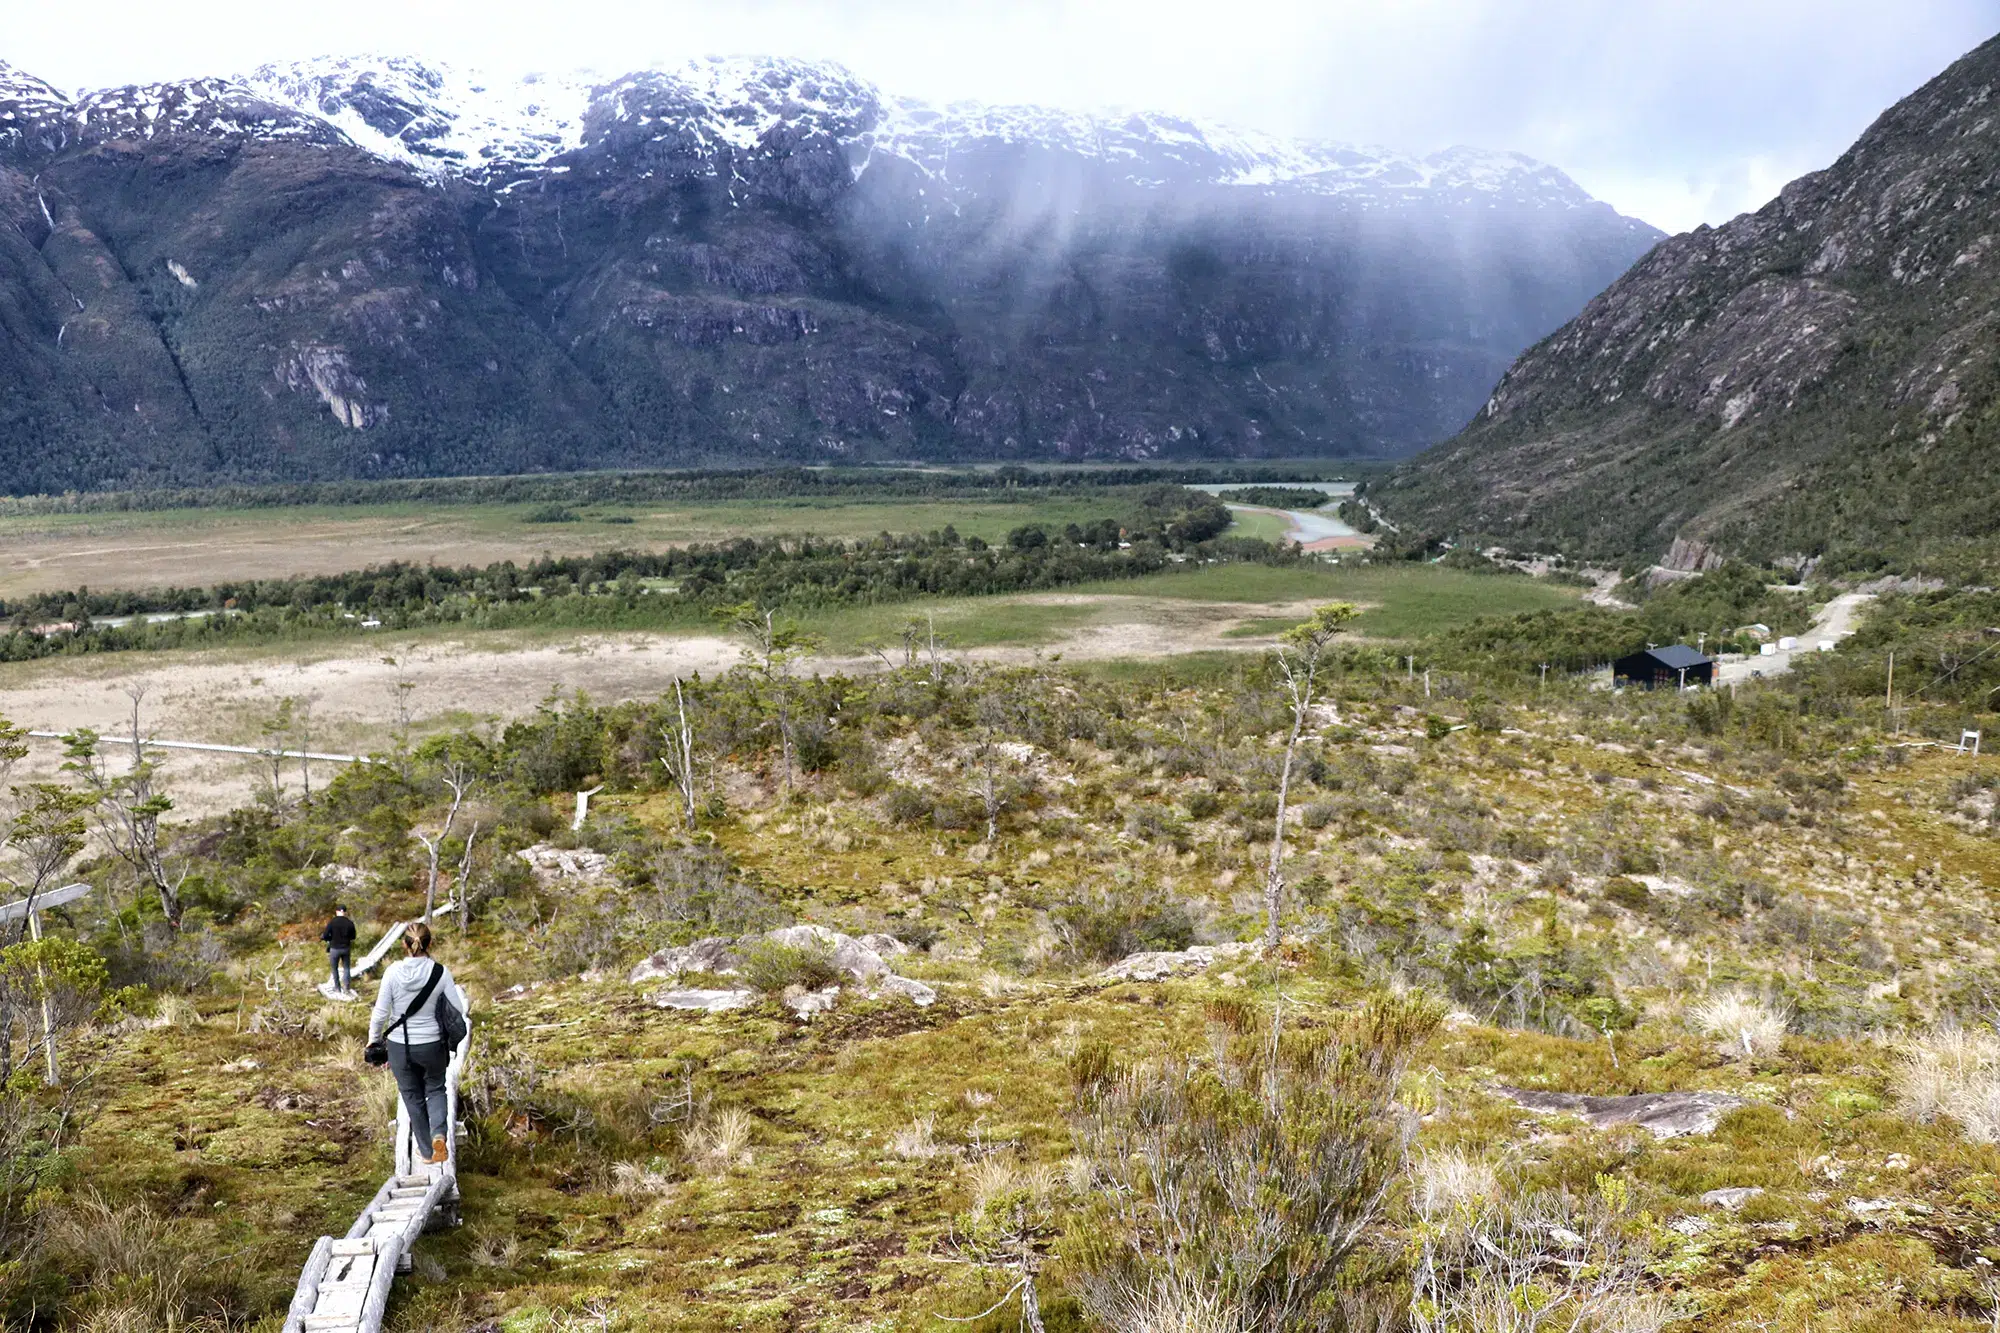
(0, 881), (92, 1083)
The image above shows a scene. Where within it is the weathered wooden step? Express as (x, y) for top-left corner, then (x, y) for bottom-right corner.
(310, 1286), (366, 1320)
(328, 1239), (377, 1257)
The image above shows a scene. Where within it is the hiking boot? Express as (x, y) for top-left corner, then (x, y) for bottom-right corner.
(429, 1135), (450, 1164)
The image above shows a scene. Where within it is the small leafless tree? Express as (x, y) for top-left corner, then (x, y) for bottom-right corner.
(259, 696), (297, 809)
(1263, 604), (1356, 950)
(384, 656), (419, 781)
(969, 690), (1031, 844)
(661, 676), (700, 832)
(416, 759), (476, 925)
(294, 689), (320, 804)
(457, 821), (481, 932)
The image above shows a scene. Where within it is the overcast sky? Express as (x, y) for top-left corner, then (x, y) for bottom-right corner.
(6, 0), (1997, 233)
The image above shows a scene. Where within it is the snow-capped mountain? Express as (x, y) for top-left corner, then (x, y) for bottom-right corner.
(208, 54), (1596, 211)
(0, 59), (73, 158)
(0, 50), (1661, 491)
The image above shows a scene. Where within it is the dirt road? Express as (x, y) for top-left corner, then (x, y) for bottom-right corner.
(1716, 592), (1877, 684)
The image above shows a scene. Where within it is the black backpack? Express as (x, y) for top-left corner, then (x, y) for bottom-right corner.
(434, 966), (469, 1052)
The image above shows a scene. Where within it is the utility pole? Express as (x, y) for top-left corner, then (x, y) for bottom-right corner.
(1677, 666), (1688, 693)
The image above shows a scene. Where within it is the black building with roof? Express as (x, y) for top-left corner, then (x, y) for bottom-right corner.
(1612, 644), (1713, 689)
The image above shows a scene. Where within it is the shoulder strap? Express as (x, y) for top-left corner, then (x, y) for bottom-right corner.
(383, 961), (445, 1040)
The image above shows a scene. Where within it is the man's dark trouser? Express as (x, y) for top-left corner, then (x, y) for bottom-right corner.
(328, 948), (352, 991)
(388, 1039), (451, 1150)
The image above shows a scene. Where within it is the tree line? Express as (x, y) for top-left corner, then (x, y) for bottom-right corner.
(0, 489), (1275, 661)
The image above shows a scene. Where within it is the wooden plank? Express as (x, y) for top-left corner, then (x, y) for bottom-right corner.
(319, 1252), (368, 1288)
(343, 1177), (400, 1241)
(329, 1238), (376, 1257)
(311, 1286), (365, 1319)
(0, 882), (90, 925)
(322, 1255), (375, 1289)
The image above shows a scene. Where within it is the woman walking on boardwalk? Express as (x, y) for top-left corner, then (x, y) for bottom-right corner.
(368, 923), (461, 1166)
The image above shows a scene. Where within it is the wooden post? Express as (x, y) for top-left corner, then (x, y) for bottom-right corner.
(27, 909), (56, 1085)
(1886, 650), (1895, 733)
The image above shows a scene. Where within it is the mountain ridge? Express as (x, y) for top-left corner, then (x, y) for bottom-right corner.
(0, 52), (1659, 492)
(1375, 32), (2000, 570)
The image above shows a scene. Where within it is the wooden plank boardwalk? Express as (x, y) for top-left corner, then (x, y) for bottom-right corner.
(283, 979), (472, 1333)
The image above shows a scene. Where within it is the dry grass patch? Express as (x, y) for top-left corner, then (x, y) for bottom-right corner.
(1891, 1026), (2000, 1142)
(1690, 991), (1790, 1063)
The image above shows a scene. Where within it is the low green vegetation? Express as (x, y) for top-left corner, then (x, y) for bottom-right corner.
(6, 568), (2000, 1329)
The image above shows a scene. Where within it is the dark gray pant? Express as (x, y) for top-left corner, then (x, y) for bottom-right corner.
(388, 1039), (451, 1150)
(327, 948), (351, 991)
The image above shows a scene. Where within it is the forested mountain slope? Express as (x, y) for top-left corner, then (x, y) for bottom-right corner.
(1377, 33), (2000, 568)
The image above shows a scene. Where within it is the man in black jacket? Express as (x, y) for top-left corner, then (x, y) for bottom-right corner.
(322, 906), (358, 995)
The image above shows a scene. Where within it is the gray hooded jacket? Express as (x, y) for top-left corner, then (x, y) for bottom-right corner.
(368, 956), (459, 1047)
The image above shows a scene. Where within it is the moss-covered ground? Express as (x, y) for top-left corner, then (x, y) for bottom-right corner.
(19, 647), (2000, 1332)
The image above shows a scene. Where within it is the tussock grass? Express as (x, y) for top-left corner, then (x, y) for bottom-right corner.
(1891, 1026), (2000, 1142)
(684, 1106), (755, 1176)
(1690, 992), (1791, 1063)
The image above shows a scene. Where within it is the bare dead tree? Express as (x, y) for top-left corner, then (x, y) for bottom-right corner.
(661, 676), (700, 832)
(416, 759), (475, 925)
(457, 820), (481, 933)
(1263, 604), (1356, 951)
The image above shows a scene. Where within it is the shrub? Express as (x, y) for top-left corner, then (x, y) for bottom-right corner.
(1182, 790), (1221, 820)
(1409, 1181), (1668, 1333)
(739, 938), (842, 994)
(1890, 1027), (2000, 1143)
(1602, 877), (1652, 912)
(1300, 800), (1336, 831)
(1690, 992), (1791, 1063)
(1051, 891), (1198, 964)
(1066, 993), (1442, 1332)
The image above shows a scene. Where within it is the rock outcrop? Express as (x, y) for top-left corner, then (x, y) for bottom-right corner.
(1095, 942), (1261, 982)
(1499, 1087), (1749, 1139)
(631, 926), (935, 1011)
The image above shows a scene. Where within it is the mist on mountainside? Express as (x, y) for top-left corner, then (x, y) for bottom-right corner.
(0, 54), (1657, 491)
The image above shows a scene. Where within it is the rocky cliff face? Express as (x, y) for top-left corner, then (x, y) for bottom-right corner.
(0, 54), (1658, 491)
(1377, 34), (2000, 564)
